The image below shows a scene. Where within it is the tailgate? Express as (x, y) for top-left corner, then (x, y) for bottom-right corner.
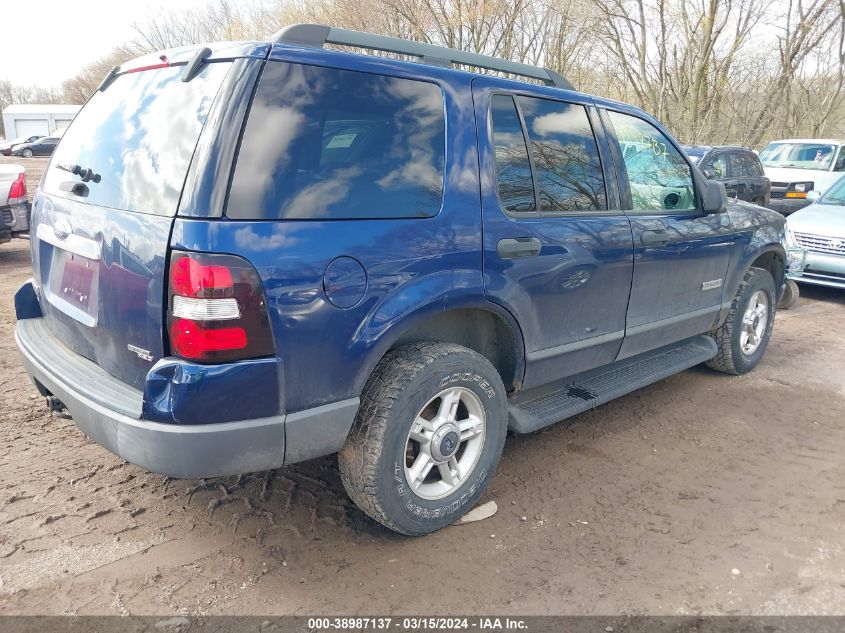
(30, 59), (231, 389)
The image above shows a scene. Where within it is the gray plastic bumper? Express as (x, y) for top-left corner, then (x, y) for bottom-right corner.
(15, 317), (358, 478)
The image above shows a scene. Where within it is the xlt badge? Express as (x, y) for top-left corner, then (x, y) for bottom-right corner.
(702, 279), (723, 291)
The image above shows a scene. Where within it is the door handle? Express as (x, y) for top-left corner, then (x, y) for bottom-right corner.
(641, 229), (670, 246)
(497, 237), (542, 259)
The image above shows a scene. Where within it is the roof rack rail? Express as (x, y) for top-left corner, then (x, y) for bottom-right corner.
(270, 23), (575, 91)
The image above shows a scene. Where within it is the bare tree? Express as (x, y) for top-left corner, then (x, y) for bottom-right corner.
(7, 0), (841, 146)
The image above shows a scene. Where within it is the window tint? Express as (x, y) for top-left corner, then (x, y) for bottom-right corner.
(227, 62), (445, 220)
(516, 96), (606, 212)
(703, 153), (727, 179)
(729, 152), (747, 177)
(743, 153), (763, 177)
(42, 63), (229, 216)
(608, 111), (695, 211)
(491, 95), (535, 213)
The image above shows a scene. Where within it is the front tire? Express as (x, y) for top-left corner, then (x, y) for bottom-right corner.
(707, 267), (776, 375)
(339, 342), (507, 535)
(22, 149), (33, 158)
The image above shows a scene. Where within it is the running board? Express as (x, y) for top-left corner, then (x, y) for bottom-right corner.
(508, 335), (717, 434)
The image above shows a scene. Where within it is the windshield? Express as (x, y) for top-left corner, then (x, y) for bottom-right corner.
(759, 142), (837, 170)
(42, 61), (229, 216)
(818, 175), (845, 206)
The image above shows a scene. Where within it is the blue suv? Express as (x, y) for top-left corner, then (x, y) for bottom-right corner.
(14, 24), (786, 535)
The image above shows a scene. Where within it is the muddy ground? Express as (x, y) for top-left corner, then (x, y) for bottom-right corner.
(0, 236), (843, 616)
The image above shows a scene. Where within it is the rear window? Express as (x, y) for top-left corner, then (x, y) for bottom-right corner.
(42, 62), (230, 216)
(226, 62), (446, 220)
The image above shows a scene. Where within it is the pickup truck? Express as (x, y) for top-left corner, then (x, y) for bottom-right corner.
(0, 163), (28, 243)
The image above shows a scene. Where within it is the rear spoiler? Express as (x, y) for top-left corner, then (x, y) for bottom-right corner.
(97, 42), (270, 92)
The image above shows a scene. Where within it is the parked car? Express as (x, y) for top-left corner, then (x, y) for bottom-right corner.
(0, 135), (44, 156)
(784, 175), (845, 289)
(12, 136), (60, 157)
(0, 163), (28, 243)
(14, 25), (786, 535)
(759, 138), (845, 215)
(684, 145), (771, 206)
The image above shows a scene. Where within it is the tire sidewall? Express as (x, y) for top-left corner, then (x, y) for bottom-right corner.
(731, 270), (776, 373)
(375, 354), (507, 535)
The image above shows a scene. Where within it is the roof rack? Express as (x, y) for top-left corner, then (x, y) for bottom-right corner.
(270, 23), (575, 91)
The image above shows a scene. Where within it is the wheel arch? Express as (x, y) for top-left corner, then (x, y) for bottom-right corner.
(351, 302), (526, 398)
(719, 239), (785, 327)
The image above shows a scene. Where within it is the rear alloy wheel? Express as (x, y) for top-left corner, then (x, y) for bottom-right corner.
(403, 386), (486, 500)
(707, 267), (776, 375)
(339, 342), (507, 535)
(21, 149), (33, 158)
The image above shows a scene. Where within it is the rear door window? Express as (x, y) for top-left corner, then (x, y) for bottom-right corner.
(42, 63), (230, 217)
(226, 62), (445, 220)
(743, 153), (764, 177)
(516, 96), (607, 212)
(729, 152), (747, 177)
(490, 95), (536, 213)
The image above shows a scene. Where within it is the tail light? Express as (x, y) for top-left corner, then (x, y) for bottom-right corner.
(167, 251), (275, 363)
(8, 172), (26, 204)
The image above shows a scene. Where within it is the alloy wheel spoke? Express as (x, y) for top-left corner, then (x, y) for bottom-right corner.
(414, 415), (436, 432)
(459, 415), (484, 440)
(438, 457), (460, 487)
(436, 389), (462, 425)
(408, 453), (434, 489)
(409, 427), (430, 445)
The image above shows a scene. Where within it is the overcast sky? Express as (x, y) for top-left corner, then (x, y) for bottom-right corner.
(0, 0), (211, 88)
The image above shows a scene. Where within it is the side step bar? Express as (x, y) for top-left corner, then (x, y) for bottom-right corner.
(508, 335), (717, 433)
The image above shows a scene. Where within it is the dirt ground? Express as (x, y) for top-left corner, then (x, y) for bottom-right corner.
(0, 236), (843, 616)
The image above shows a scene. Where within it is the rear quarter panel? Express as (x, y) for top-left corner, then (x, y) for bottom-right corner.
(172, 55), (493, 413)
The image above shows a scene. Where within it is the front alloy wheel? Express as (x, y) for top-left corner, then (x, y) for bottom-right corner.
(739, 290), (768, 355)
(707, 267), (776, 375)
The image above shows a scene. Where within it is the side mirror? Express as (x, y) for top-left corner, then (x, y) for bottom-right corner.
(703, 180), (728, 214)
(806, 190), (821, 202)
(703, 168), (715, 180)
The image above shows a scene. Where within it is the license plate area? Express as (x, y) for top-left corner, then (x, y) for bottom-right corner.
(45, 249), (100, 326)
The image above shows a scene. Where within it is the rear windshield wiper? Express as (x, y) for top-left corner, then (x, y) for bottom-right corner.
(56, 163), (101, 184)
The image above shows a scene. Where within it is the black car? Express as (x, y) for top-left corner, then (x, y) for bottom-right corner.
(13, 136), (60, 158)
(684, 146), (771, 207)
(0, 135), (44, 156)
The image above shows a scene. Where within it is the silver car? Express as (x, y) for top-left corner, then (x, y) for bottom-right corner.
(785, 175), (845, 289)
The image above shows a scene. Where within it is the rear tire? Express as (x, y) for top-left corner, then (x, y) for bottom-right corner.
(339, 342), (507, 535)
(707, 267), (776, 375)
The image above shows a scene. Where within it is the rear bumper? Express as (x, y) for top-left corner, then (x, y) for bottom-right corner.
(2, 202), (30, 234)
(15, 315), (358, 478)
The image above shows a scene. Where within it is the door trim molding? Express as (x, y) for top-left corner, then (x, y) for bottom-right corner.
(527, 330), (625, 362)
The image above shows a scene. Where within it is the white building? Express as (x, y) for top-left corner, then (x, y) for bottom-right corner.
(2, 104), (81, 140)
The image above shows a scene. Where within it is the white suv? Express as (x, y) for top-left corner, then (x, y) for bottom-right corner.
(759, 138), (845, 215)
